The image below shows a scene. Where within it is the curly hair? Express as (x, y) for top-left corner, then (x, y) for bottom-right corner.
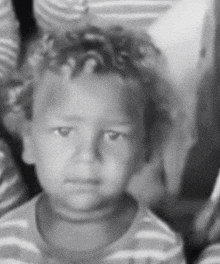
(1, 25), (177, 158)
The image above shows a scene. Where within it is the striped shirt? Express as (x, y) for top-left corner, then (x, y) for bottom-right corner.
(0, 193), (186, 263)
(196, 244), (220, 264)
(34, 0), (178, 33)
(0, 0), (19, 80)
(0, 139), (28, 216)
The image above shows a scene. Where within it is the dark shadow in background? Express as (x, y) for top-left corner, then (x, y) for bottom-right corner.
(0, 0), (41, 197)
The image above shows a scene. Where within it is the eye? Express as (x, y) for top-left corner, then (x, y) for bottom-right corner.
(53, 127), (73, 137)
(105, 131), (124, 141)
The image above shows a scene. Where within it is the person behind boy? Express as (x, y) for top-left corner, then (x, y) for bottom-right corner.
(191, 172), (220, 264)
(0, 0), (29, 216)
(0, 25), (186, 263)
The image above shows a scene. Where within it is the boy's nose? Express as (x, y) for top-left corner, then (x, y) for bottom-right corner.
(75, 134), (101, 163)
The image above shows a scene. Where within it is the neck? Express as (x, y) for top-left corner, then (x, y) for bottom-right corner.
(45, 193), (131, 223)
(37, 193), (138, 251)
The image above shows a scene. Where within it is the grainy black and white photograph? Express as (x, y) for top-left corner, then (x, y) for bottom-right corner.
(0, 1), (219, 263)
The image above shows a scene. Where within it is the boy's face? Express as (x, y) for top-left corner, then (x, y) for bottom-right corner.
(23, 71), (146, 216)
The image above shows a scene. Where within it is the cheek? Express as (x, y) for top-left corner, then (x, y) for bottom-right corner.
(103, 145), (143, 181)
(100, 157), (138, 197)
(32, 135), (71, 177)
(108, 140), (145, 168)
(33, 148), (66, 195)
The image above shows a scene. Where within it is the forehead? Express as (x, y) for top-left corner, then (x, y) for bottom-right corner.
(33, 70), (141, 121)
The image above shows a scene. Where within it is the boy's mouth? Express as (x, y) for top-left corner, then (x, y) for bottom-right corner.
(65, 178), (100, 192)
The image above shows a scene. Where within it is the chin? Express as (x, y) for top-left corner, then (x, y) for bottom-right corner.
(68, 195), (103, 212)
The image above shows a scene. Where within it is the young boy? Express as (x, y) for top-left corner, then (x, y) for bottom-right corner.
(0, 25), (186, 263)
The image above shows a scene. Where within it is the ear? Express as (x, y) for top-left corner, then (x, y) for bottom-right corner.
(21, 121), (35, 165)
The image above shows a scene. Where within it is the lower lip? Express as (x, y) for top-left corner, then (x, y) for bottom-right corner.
(66, 181), (98, 193)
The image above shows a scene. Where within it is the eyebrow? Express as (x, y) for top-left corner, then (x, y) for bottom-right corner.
(47, 114), (134, 126)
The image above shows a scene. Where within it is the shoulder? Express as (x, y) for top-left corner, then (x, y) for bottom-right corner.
(0, 194), (41, 260)
(0, 194), (39, 231)
(107, 205), (186, 263)
(0, 194), (39, 238)
(196, 244), (220, 264)
(135, 207), (186, 262)
(137, 206), (183, 246)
